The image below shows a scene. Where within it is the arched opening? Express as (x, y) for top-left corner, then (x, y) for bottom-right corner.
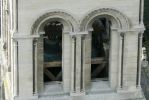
(80, 8), (130, 90)
(91, 18), (111, 81)
(43, 21), (63, 83)
(31, 11), (79, 93)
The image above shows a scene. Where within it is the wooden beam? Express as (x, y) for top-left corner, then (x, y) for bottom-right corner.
(44, 61), (62, 68)
(91, 62), (106, 77)
(44, 69), (56, 80)
(44, 57), (105, 68)
(56, 71), (62, 80)
(91, 57), (105, 64)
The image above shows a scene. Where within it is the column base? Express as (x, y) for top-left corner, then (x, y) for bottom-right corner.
(14, 95), (38, 100)
(70, 91), (85, 96)
(117, 86), (146, 100)
(117, 86), (141, 93)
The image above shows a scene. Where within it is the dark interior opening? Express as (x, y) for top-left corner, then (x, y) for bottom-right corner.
(43, 21), (63, 82)
(91, 18), (110, 80)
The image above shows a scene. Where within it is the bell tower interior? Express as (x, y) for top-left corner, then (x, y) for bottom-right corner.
(43, 21), (63, 83)
(91, 18), (111, 81)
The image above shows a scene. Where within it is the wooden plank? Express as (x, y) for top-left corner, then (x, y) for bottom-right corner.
(44, 57), (104, 67)
(44, 69), (56, 80)
(44, 57), (105, 68)
(44, 61), (62, 68)
(91, 57), (105, 64)
(91, 62), (106, 77)
(56, 71), (62, 80)
(85, 57), (105, 64)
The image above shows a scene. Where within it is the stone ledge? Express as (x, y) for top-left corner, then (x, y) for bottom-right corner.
(14, 95), (38, 100)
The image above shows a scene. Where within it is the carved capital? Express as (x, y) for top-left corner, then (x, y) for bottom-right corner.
(120, 32), (125, 37)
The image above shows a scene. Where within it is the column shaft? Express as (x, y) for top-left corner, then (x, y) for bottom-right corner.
(37, 37), (44, 93)
(83, 34), (91, 88)
(76, 35), (81, 92)
(63, 33), (71, 92)
(137, 33), (143, 87)
(13, 40), (18, 96)
(71, 36), (76, 93)
(71, 35), (85, 95)
(109, 29), (119, 89)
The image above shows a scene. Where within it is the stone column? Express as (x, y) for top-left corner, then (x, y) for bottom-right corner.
(63, 32), (71, 92)
(71, 34), (85, 95)
(75, 35), (82, 93)
(12, 40), (18, 97)
(76, 35), (85, 94)
(81, 35), (85, 93)
(122, 31), (138, 91)
(119, 32), (125, 89)
(83, 33), (91, 88)
(71, 36), (76, 94)
(109, 29), (120, 89)
(136, 33), (143, 87)
(37, 37), (44, 93)
(33, 39), (38, 95)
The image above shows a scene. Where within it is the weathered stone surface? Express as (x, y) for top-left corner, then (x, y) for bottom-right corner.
(0, 0), (146, 100)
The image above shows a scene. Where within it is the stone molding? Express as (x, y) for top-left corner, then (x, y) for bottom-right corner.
(31, 10), (79, 35)
(31, 8), (131, 37)
(12, 34), (40, 39)
(80, 8), (130, 31)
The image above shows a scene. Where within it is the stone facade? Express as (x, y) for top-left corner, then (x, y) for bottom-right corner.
(0, 0), (146, 100)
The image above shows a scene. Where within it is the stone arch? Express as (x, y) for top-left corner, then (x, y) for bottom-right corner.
(31, 10), (79, 93)
(31, 10), (79, 35)
(80, 8), (130, 89)
(80, 8), (130, 31)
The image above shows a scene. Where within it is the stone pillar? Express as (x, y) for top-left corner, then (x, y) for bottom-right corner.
(81, 35), (85, 93)
(117, 32), (125, 89)
(122, 31), (138, 91)
(76, 35), (85, 94)
(75, 35), (82, 93)
(14, 38), (37, 100)
(136, 33), (143, 87)
(83, 33), (91, 88)
(119, 32), (125, 89)
(71, 34), (85, 95)
(37, 37), (44, 93)
(71, 36), (76, 94)
(12, 40), (18, 97)
(63, 32), (71, 92)
(109, 29), (119, 89)
(33, 39), (38, 95)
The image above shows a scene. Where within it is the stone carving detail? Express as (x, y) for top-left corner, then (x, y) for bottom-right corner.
(31, 8), (130, 35)
(31, 11), (79, 34)
(80, 8), (130, 31)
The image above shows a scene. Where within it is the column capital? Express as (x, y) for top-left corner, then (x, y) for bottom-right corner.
(138, 32), (143, 39)
(120, 32), (125, 37)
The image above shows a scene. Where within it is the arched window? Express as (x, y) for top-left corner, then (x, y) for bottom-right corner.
(43, 21), (63, 82)
(91, 18), (111, 81)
